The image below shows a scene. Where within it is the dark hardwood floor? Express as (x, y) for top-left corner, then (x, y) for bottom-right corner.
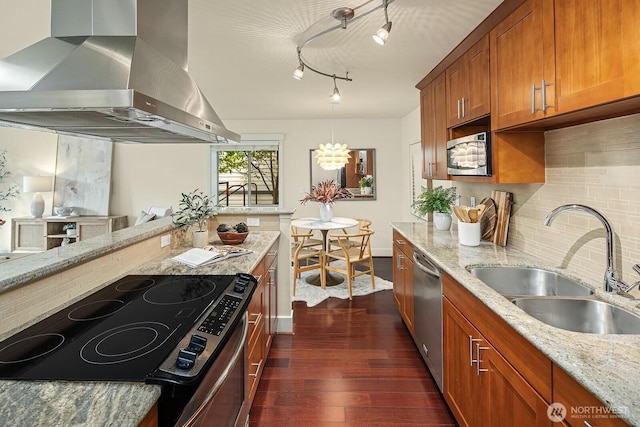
(249, 257), (457, 426)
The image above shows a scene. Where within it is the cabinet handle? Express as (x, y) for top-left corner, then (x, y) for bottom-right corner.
(531, 83), (536, 113)
(396, 254), (405, 270)
(461, 97), (465, 118)
(469, 336), (482, 366)
(541, 79), (552, 112)
(475, 343), (489, 375)
(457, 99), (461, 119)
(249, 360), (263, 377)
(248, 312), (262, 325)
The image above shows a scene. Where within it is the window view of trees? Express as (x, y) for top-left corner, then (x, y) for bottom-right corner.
(216, 149), (279, 207)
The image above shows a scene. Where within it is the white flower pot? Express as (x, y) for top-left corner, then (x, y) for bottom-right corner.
(193, 230), (209, 248)
(433, 212), (452, 231)
(361, 186), (372, 195)
(66, 229), (76, 236)
(319, 203), (333, 222)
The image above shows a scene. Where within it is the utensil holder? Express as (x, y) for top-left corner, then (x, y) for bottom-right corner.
(458, 222), (481, 246)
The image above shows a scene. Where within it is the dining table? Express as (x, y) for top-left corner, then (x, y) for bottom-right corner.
(290, 217), (359, 286)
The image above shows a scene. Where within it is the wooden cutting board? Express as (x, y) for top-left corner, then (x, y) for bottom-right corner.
(479, 197), (497, 241)
(491, 190), (513, 246)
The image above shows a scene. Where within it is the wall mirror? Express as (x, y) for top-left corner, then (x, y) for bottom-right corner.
(309, 148), (376, 201)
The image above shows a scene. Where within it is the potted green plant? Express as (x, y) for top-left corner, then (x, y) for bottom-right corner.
(172, 189), (216, 247)
(358, 175), (373, 195)
(413, 186), (457, 230)
(0, 149), (20, 226)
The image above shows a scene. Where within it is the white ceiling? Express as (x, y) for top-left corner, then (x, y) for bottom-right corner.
(187, 0), (504, 121)
(0, 0), (504, 122)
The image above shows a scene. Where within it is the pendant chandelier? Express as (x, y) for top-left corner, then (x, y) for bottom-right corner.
(315, 104), (351, 170)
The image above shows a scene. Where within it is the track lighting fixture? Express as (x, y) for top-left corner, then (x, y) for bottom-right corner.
(292, 0), (396, 100)
(373, 0), (392, 45)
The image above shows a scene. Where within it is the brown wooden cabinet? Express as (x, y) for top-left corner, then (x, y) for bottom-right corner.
(554, 0), (640, 115)
(446, 35), (491, 127)
(443, 272), (552, 427)
(392, 230), (414, 335)
(420, 73), (448, 180)
(443, 299), (550, 427)
(11, 216), (128, 252)
(553, 366), (630, 427)
(490, 0), (556, 130)
(246, 239), (278, 407)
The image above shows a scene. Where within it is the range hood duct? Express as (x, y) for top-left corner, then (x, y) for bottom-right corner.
(0, 0), (240, 144)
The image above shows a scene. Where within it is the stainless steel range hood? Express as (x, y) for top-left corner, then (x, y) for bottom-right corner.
(0, 0), (240, 144)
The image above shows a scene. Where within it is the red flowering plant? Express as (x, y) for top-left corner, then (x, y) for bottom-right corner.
(300, 179), (353, 205)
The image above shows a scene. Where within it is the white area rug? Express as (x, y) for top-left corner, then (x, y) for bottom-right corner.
(292, 261), (393, 307)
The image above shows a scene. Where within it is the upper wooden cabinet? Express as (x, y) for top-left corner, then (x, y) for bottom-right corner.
(420, 73), (448, 180)
(446, 35), (491, 127)
(490, 0), (556, 130)
(554, 0), (640, 114)
(491, 0), (640, 130)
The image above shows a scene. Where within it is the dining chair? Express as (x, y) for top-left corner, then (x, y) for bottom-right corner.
(291, 219), (323, 249)
(291, 231), (323, 296)
(328, 218), (372, 250)
(323, 229), (375, 299)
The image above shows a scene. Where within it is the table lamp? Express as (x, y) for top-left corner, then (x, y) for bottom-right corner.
(23, 176), (53, 218)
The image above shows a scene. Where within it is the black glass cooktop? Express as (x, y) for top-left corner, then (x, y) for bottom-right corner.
(0, 275), (235, 382)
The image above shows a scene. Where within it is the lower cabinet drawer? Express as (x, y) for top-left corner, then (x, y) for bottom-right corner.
(247, 317), (264, 402)
(553, 366), (630, 427)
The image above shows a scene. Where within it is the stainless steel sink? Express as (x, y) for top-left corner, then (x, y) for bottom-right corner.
(468, 266), (594, 296)
(512, 298), (640, 334)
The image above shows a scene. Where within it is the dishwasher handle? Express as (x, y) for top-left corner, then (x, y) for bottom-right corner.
(413, 252), (441, 279)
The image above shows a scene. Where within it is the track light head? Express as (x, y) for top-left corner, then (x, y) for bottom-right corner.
(373, 21), (392, 45)
(293, 63), (304, 80)
(330, 76), (342, 103)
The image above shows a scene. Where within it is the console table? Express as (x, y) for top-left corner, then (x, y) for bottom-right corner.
(11, 216), (128, 252)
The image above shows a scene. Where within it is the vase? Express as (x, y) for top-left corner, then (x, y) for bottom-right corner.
(361, 186), (372, 195)
(319, 203), (333, 222)
(433, 212), (452, 231)
(193, 230), (209, 248)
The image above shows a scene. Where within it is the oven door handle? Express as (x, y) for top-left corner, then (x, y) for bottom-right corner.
(181, 312), (249, 427)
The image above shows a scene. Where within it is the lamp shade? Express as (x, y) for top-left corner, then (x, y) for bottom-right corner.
(23, 176), (53, 193)
(315, 143), (351, 171)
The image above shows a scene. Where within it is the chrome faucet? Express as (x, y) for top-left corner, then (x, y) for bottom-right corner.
(543, 204), (637, 293)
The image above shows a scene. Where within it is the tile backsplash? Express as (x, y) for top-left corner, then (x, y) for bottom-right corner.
(454, 113), (640, 288)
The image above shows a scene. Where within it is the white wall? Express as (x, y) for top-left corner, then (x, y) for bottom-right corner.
(400, 107), (424, 222)
(224, 118), (404, 255)
(0, 129), (57, 251)
(0, 117), (407, 255)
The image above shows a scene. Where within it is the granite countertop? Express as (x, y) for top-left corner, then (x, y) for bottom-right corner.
(0, 230), (280, 427)
(392, 222), (640, 426)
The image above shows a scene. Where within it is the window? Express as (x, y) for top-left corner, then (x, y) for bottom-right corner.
(210, 134), (283, 208)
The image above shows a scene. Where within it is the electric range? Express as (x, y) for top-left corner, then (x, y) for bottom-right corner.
(0, 273), (257, 386)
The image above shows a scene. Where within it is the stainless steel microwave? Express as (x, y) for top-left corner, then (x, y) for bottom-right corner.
(446, 132), (491, 176)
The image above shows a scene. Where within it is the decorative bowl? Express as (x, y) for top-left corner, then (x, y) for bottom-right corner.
(54, 206), (74, 216)
(217, 231), (249, 245)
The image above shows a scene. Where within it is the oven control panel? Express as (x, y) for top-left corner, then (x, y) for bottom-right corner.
(154, 273), (257, 380)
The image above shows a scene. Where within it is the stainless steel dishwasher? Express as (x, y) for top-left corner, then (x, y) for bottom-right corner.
(413, 250), (443, 392)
